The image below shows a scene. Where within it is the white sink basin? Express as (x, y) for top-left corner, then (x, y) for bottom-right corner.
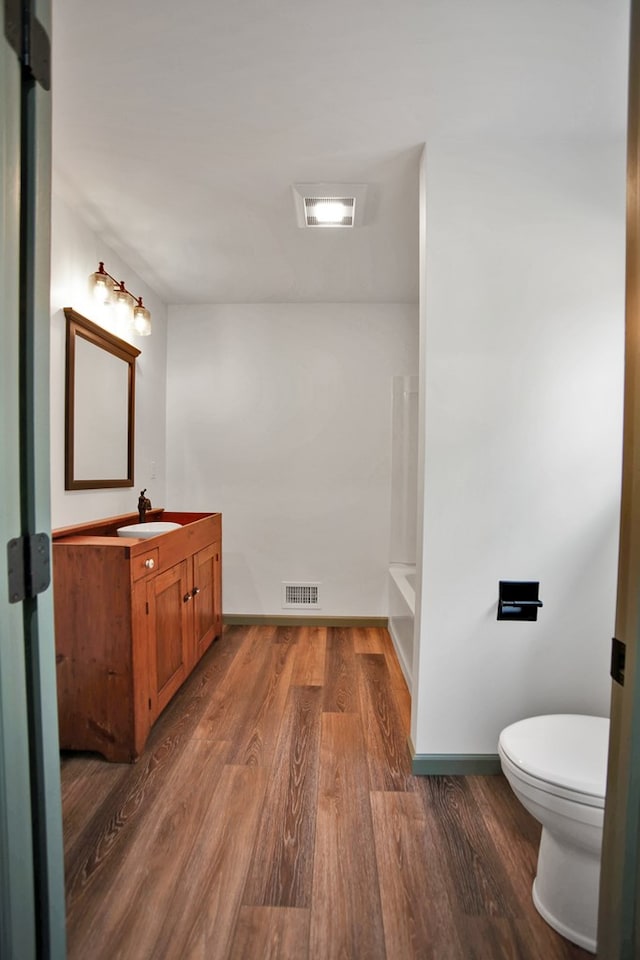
(117, 521), (182, 539)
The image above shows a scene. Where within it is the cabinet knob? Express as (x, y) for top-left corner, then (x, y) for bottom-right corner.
(183, 592), (192, 603)
(192, 586), (200, 597)
(144, 558), (155, 569)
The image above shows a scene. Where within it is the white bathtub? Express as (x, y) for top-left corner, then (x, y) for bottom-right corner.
(388, 564), (415, 689)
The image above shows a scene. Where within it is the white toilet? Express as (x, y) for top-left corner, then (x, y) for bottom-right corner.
(498, 714), (609, 954)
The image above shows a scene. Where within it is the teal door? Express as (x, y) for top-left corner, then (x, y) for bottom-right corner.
(1, 2), (66, 957)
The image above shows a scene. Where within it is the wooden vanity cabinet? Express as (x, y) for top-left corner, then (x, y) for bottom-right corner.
(53, 510), (222, 762)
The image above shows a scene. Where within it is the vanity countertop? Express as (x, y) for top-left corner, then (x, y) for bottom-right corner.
(52, 510), (221, 568)
(52, 508), (217, 541)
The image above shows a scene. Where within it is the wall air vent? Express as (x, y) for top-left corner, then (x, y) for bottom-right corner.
(282, 582), (321, 609)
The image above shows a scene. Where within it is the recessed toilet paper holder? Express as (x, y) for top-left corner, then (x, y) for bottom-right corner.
(497, 580), (543, 621)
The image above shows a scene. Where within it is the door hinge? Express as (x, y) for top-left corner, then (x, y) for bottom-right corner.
(611, 637), (626, 687)
(4, 0), (51, 90)
(7, 533), (51, 603)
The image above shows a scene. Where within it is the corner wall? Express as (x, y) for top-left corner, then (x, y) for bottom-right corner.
(412, 139), (626, 756)
(50, 191), (168, 527)
(166, 302), (418, 617)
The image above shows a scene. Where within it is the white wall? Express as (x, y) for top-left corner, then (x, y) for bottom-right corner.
(389, 375), (419, 564)
(412, 139), (626, 756)
(50, 192), (168, 527)
(166, 303), (418, 617)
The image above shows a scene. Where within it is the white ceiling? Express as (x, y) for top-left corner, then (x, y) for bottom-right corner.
(51, 0), (629, 305)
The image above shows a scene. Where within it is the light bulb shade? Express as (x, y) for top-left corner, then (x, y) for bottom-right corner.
(133, 301), (151, 336)
(114, 283), (133, 323)
(90, 268), (114, 304)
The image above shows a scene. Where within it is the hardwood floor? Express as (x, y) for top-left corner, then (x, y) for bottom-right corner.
(61, 625), (590, 960)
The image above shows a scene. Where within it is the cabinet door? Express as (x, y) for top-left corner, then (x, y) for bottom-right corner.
(147, 559), (191, 718)
(192, 541), (222, 663)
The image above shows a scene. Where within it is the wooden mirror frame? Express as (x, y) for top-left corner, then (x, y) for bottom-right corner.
(64, 307), (141, 490)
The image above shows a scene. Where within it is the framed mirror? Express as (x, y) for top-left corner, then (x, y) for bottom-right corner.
(64, 307), (140, 490)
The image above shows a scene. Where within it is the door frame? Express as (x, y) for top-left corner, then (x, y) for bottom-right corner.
(598, 0), (640, 955)
(0, 1), (66, 957)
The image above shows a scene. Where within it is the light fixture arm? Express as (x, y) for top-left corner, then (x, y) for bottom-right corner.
(95, 262), (139, 306)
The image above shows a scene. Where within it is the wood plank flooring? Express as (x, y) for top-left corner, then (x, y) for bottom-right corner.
(61, 625), (591, 960)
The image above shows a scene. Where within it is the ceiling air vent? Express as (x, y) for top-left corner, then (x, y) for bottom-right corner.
(304, 197), (355, 228)
(292, 183), (368, 228)
(282, 582), (321, 609)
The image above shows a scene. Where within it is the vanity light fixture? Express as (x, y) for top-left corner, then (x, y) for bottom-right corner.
(89, 262), (152, 336)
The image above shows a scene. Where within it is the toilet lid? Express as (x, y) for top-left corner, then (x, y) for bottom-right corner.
(498, 714), (609, 799)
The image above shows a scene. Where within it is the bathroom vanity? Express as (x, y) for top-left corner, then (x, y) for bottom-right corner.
(52, 510), (222, 762)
